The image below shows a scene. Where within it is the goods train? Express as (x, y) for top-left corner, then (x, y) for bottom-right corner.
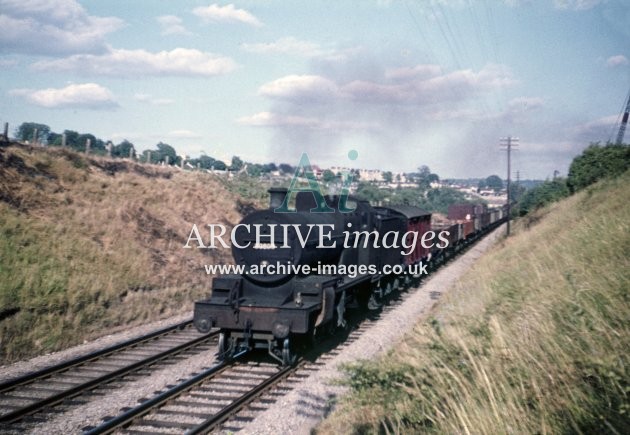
(194, 188), (506, 364)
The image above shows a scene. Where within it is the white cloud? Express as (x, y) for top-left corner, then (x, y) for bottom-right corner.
(384, 64), (442, 81)
(0, 0), (123, 55)
(10, 83), (118, 109)
(573, 114), (618, 135)
(193, 4), (262, 27)
(237, 112), (320, 128)
(258, 75), (338, 101)
(242, 59), (520, 174)
(241, 37), (328, 57)
(32, 48), (237, 77)
(237, 111), (375, 131)
(606, 54), (629, 68)
(157, 15), (190, 36)
(553, 0), (604, 10)
(257, 64), (514, 106)
(133, 93), (174, 106)
(344, 64), (515, 104)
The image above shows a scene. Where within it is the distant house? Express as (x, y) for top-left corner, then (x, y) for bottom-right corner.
(358, 169), (383, 182)
(310, 165), (323, 179)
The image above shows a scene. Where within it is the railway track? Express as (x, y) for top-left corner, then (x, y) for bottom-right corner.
(84, 355), (297, 435)
(0, 320), (218, 425)
(82, 268), (466, 434)
(83, 299), (397, 434)
(2, 230), (500, 433)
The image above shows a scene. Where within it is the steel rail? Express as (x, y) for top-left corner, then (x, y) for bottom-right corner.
(84, 352), (293, 435)
(0, 319), (194, 394)
(186, 361), (297, 434)
(83, 359), (236, 435)
(0, 328), (218, 423)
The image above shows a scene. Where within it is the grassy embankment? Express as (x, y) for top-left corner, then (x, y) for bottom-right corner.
(318, 171), (629, 434)
(0, 144), (265, 363)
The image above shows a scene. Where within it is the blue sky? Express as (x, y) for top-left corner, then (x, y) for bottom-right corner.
(1, 0), (628, 179)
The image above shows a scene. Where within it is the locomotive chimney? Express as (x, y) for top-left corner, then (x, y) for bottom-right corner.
(268, 187), (288, 209)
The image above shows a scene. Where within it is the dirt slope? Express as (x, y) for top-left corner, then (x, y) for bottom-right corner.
(0, 143), (255, 362)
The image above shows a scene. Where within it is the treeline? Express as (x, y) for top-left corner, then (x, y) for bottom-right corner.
(354, 182), (472, 214)
(517, 142), (629, 216)
(12, 121), (299, 174)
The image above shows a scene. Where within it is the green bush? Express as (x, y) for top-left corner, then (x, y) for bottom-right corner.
(567, 142), (630, 193)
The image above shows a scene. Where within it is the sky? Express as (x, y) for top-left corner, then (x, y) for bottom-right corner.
(1, 0), (629, 179)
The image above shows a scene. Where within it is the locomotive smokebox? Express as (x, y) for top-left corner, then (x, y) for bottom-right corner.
(268, 187), (288, 209)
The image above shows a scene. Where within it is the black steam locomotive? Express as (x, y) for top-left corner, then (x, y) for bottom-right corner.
(193, 188), (504, 364)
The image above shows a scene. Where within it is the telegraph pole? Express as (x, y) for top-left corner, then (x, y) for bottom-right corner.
(500, 136), (519, 236)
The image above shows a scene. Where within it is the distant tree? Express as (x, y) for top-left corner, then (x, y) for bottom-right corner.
(47, 130), (106, 152)
(485, 175), (504, 192)
(264, 163), (278, 172)
(518, 179), (570, 216)
(382, 171), (393, 183)
(113, 140), (135, 158)
(141, 150), (156, 163)
(47, 132), (62, 146)
(230, 156), (244, 171)
(16, 122), (50, 143)
(213, 160), (227, 171)
(412, 165), (439, 190)
(247, 163), (264, 177)
(61, 130), (80, 149)
(322, 169), (336, 183)
(355, 182), (387, 204)
(156, 142), (177, 164)
(279, 163), (294, 174)
(78, 133), (104, 152)
(425, 187), (471, 214)
(567, 142), (630, 192)
(189, 154), (218, 169)
(392, 187), (424, 207)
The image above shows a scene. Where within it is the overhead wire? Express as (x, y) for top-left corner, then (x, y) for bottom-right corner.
(402, 0), (514, 169)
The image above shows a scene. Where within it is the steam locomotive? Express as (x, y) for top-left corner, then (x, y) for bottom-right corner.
(193, 188), (505, 364)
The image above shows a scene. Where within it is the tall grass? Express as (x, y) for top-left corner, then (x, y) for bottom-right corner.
(318, 171), (630, 434)
(0, 145), (246, 362)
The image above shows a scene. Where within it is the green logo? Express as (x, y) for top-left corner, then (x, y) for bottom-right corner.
(274, 151), (357, 213)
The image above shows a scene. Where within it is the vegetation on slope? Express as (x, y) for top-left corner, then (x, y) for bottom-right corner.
(0, 144), (256, 362)
(516, 142), (629, 216)
(318, 171), (630, 434)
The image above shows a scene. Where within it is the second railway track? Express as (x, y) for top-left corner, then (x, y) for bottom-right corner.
(84, 356), (297, 435)
(0, 320), (218, 426)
